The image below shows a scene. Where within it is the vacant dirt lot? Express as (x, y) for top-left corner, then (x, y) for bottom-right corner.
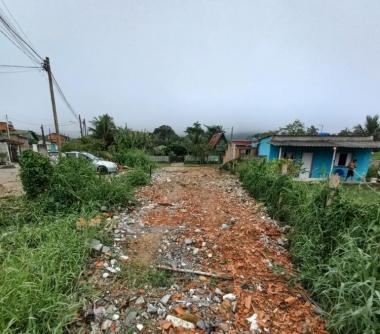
(0, 165), (22, 197)
(79, 166), (327, 333)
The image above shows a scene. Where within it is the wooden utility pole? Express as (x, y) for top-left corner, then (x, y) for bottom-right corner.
(5, 114), (12, 162)
(40, 124), (46, 145)
(43, 57), (61, 156)
(79, 114), (83, 138)
(83, 118), (87, 136)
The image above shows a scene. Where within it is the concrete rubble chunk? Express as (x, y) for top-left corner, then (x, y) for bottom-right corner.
(223, 293), (237, 301)
(90, 239), (103, 252)
(166, 315), (195, 329)
(101, 245), (111, 254)
(135, 296), (145, 305)
(160, 294), (172, 305)
(124, 310), (137, 326)
(147, 303), (158, 314)
(185, 238), (193, 245)
(100, 319), (112, 330)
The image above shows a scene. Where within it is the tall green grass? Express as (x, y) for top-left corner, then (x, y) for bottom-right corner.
(0, 150), (152, 333)
(239, 160), (380, 334)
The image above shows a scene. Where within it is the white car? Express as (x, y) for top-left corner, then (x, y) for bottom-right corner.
(65, 151), (118, 173)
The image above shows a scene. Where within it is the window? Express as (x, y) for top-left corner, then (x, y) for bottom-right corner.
(79, 153), (92, 161)
(334, 152), (352, 166)
(284, 152), (295, 160)
(338, 153), (348, 166)
(66, 152), (77, 158)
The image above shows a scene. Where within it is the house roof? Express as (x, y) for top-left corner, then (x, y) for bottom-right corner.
(208, 133), (226, 149)
(270, 135), (380, 149)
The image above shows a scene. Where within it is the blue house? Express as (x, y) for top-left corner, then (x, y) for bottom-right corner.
(258, 135), (380, 181)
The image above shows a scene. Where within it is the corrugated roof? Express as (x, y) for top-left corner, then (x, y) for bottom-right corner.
(270, 135), (380, 148)
(208, 133), (226, 149)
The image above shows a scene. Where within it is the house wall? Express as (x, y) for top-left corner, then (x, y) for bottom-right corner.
(280, 146), (372, 181)
(0, 142), (10, 162)
(258, 137), (280, 160)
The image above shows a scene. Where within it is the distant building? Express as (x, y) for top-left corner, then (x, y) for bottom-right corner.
(47, 133), (69, 144)
(0, 121), (14, 133)
(223, 139), (257, 163)
(208, 133), (228, 162)
(258, 135), (380, 181)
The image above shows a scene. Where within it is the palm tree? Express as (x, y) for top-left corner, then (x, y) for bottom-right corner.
(353, 115), (380, 139)
(89, 114), (117, 147)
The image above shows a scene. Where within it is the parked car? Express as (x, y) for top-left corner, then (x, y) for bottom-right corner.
(65, 151), (118, 173)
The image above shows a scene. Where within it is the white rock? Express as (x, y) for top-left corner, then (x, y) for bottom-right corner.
(192, 248), (200, 255)
(215, 288), (223, 295)
(101, 319), (112, 330)
(102, 272), (110, 278)
(223, 293), (237, 302)
(247, 314), (260, 333)
(136, 323), (144, 331)
(166, 315), (195, 329)
(112, 313), (120, 320)
(160, 294), (172, 305)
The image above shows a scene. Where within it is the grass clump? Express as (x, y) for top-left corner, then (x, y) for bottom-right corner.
(239, 159), (380, 334)
(122, 263), (172, 288)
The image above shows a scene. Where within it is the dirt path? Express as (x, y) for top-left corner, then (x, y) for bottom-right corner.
(79, 166), (327, 334)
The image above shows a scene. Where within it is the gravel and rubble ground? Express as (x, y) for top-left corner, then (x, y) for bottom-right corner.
(74, 166), (328, 334)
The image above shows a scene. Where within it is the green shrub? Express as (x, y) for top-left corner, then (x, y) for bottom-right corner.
(47, 157), (133, 210)
(366, 165), (378, 179)
(114, 150), (155, 172)
(48, 157), (99, 208)
(19, 151), (53, 198)
(125, 169), (150, 187)
(239, 159), (380, 334)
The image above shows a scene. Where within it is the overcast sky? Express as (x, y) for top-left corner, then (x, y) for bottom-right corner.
(1, 0), (380, 137)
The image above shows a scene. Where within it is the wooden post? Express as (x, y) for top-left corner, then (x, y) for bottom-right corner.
(43, 57), (61, 156)
(329, 146), (337, 177)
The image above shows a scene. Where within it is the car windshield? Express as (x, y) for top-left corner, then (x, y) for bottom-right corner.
(81, 152), (100, 161)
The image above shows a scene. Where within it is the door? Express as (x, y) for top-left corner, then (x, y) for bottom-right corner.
(300, 152), (313, 179)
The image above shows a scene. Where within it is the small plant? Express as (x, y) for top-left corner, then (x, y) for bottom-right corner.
(121, 263), (172, 288)
(366, 164), (378, 180)
(19, 150), (53, 198)
(125, 169), (149, 187)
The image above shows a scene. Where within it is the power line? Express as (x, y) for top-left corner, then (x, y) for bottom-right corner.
(0, 0), (35, 48)
(0, 69), (41, 74)
(51, 72), (79, 119)
(0, 64), (41, 68)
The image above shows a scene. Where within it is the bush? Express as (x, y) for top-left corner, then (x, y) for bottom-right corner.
(239, 159), (380, 334)
(19, 151), (53, 198)
(114, 150), (155, 172)
(47, 157), (133, 210)
(125, 169), (150, 187)
(366, 164), (378, 179)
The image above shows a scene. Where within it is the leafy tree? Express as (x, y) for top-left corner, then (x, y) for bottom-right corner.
(279, 120), (306, 135)
(353, 115), (380, 139)
(114, 126), (153, 151)
(185, 122), (208, 162)
(205, 125), (224, 141)
(152, 125), (178, 146)
(338, 128), (352, 136)
(169, 143), (187, 156)
(306, 125), (319, 136)
(89, 114), (117, 147)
